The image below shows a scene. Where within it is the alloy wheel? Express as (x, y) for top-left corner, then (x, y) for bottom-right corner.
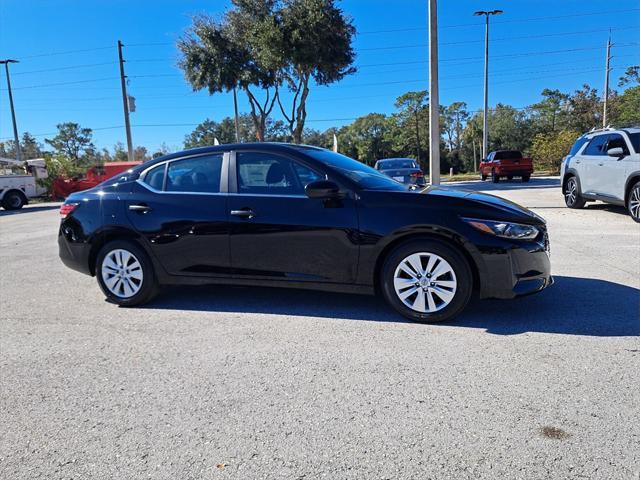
(565, 178), (578, 206)
(101, 249), (144, 298)
(630, 185), (640, 220)
(393, 252), (458, 313)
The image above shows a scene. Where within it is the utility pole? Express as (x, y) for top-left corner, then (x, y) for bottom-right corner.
(1, 59), (22, 162)
(603, 32), (612, 127)
(117, 41), (134, 161)
(233, 86), (240, 142)
(474, 10), (503, 161)
(428, 0), (440, 185)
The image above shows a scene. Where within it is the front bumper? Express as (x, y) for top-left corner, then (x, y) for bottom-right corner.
(476, 230), (552, 300)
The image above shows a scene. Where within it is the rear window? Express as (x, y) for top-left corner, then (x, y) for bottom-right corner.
(494, 151), (522, 160)
(378, 159), (417, 169)
(568, 136), (589, 156)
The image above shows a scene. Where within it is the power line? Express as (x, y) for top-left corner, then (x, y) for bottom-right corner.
(357, 8), (640, 34)
(12, 62), (118, 76)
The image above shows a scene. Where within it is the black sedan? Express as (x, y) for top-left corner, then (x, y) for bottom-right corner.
(374, 158), (425, 187)
(59, 143), (552, 323)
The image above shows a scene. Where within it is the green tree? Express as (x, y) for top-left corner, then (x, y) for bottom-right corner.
(530, 89), (570, 132)
(611, 86), (640, 125)
(45, 123), (96, 166)
(276, 0), (356, 143)
(618, 66), (640, 87)
(531, 129), (579, 173)
(388, 91), (429, 169)
(343, 113), (391, 164)
(566, 84), (601, 132)
(178, 4), (280, 141)
(0, 132), (44, 160)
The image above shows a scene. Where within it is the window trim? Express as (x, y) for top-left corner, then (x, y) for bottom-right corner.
(137, 151), (229, 195)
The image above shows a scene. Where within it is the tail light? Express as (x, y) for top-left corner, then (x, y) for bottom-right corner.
(60, 202), (79, 218)
(410, 171), (424, 177)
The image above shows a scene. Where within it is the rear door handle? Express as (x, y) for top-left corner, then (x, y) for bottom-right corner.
(230, 208), (255, 219)
(129, 204), (151, 213)
(575, 160), (581, 164)
(598, 163), (604, 166)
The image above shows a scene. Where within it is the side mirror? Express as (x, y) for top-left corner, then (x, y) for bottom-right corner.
(305, 180), (341, 199)
(607, 147), (624, 158)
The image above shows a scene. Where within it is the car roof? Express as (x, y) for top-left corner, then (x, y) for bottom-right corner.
(135, 142), (327, 171)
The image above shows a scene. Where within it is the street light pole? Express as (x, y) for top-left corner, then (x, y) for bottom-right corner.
(473, 9), (503, 161)
(428, 0), (440, 185)
(1, 59), (22, 162)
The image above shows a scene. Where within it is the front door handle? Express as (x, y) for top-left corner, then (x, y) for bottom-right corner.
(598, 162), (604, 166)
(230, 208), (255, 219)
(129, 204), (151, 213)
(575, 159), (581, 164)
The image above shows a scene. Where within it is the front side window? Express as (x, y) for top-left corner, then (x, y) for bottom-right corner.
(166, 154), (223, 193)
(606, 134), (630, 155)
(236, 152), (322, 195)
(584, 135), (609, 156)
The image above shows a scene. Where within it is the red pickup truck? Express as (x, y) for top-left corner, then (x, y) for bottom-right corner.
(480, 150), (533, 183)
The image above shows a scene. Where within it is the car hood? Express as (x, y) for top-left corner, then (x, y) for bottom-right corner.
(419, 185), (545, 224)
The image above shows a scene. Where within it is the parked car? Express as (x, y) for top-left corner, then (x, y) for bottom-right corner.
(480, 150), (533, 183)
(59, 143), (552, 323)
(52, 161), (141, 199)
(561, 127), (640, 222)
(374, 158), (425, 187)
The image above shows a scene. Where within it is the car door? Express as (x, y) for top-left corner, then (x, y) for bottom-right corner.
(579, 134), (609, 194)
(227, 150), (359, 284)
(125, 152), (231, 277)
(593, 133), (630, 200)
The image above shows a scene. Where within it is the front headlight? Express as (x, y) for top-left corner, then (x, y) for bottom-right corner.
(462, 218), (540, 240)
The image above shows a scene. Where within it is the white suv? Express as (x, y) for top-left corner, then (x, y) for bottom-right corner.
(561, 127), (640, 222)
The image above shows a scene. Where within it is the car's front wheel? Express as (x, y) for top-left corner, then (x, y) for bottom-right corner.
(492, 170), (500, 183)
(628, 180), (640, 223)
(96, 240), (158, 306)
(564, 176), (586, 209)
(380, 240), (473, 323)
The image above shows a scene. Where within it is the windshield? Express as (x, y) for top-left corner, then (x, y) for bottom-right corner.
(299, 148), (408, 191)
(378, 159), (417, 169)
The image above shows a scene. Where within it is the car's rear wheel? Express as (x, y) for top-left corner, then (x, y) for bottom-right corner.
(481, 173), (487, 181)
(2, 190), (26, 210)
(564, 176), (586, 209)
(628, 181), (640, 223)
(522, 174), (530, 182)
(380, 240), (473, 323)
(492, 170), (500, 183)
(96, 240), (158, 306)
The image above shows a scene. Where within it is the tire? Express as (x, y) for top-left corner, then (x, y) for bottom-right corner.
(481, 173), (487, 181)
(628, 180), (640, 223)
(522, 175), (530, 183)
(380, 239), (473, 323)
(492, 170), (500, 183)
(95, 240), (158, 306)
(564, 176), (586, 209)
(2, 190), (26, 210)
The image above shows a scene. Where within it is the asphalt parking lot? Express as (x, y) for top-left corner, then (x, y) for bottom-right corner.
(1, 176), (639, 479)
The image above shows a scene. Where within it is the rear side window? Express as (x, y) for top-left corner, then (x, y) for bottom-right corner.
(166, 154), (223, 193)
(142, 164), (165, 190)
(568, 136), (589, 156)
(584, 135), (609, 156)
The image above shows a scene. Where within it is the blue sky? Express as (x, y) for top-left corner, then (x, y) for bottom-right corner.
(1, 0), (639, 152)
